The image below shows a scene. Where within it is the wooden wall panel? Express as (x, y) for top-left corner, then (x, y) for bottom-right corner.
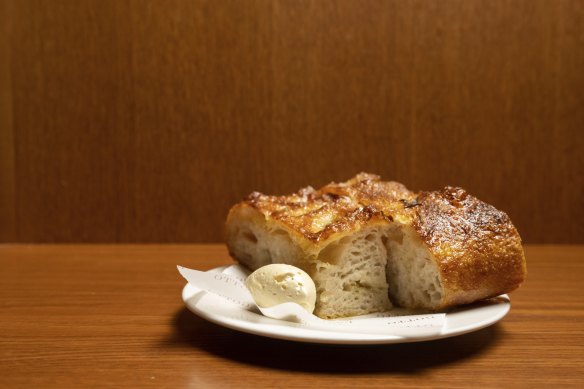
(1, 0), (583, 243)
(0, 0), (15, 241)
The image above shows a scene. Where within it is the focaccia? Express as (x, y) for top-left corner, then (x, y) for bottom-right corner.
(225, 173), (526, 319)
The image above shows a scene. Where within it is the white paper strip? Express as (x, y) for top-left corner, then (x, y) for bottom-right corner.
(177, 265), (256, 309)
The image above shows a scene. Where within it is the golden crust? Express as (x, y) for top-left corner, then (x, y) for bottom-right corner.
(240, 173), (412, 245)
(412, 187), (527, 307)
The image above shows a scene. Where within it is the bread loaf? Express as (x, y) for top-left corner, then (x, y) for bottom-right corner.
(225, 173), (526, 319)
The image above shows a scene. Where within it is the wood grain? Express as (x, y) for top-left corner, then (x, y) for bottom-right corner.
(0, 0), (15, 241)
(0, 244), (583, 388)
(1, 1), (583, 243)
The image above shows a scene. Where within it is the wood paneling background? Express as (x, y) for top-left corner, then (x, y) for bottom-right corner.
(1, 0), (583, 243)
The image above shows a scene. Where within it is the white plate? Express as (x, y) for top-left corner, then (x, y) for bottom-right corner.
(182, 266), (511, 345)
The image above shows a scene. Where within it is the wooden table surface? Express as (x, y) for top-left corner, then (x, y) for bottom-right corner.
(1, 244), (583, 388)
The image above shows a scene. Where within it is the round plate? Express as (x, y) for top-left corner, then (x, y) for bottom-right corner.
(182, 266), (511, 345)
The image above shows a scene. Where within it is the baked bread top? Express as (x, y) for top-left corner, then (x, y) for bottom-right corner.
(236, 173), (414, 249)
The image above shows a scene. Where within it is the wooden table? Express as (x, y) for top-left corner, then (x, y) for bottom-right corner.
(1, 245), (583, 388)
